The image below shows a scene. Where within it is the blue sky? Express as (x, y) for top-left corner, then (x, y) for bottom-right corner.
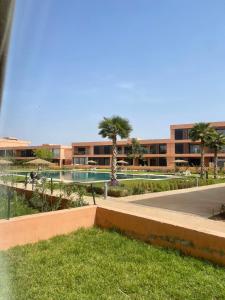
(1, 0), (225, 145)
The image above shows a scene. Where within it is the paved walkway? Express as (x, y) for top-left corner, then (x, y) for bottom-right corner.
(130, 184), (225, 217)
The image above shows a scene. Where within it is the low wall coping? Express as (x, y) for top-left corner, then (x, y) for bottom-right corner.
(97, 203), (225, 239)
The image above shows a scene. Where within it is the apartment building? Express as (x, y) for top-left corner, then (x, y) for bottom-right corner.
(72, 121), (225, 169)
(0, 137), (31, 147)
(0, 142), (72, 166)
(171, 121), (225, 168)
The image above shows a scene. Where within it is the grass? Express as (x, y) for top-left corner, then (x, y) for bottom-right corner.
(0, 190), (38, 219)
(1, 228), (225, 300)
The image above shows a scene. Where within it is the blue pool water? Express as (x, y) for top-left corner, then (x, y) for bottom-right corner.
(16, 171), (171, 182)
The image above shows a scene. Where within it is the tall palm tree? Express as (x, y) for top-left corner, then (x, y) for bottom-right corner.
(206, 130), (225, 179)
(189, 122), (214, 178)
(98, 116), (132, 185)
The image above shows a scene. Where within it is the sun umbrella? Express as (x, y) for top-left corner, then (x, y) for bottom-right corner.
(24, 158), (52, 165)
(0, 159), (12, 165)
(173, 159), (188, 164)
(117, 160), (128, 165)
(87, 160), (97, 165)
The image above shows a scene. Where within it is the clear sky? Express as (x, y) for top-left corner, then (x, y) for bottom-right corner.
(1, 0), (225, 145)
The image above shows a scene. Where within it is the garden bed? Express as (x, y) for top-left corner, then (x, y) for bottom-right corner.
(210, 212), (225, 222)
(0, 184), (88, 220)
(91, 178), (225, 197)
(1, 228), (225, 300)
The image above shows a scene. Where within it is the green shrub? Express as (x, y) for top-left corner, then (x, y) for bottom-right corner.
(131, 184), (146, 195)
(86, 185), (104, 195)
(108, 188), (129, 197)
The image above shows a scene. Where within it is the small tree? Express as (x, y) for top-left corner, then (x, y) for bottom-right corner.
(34, 148), (53, 161)
(98, 116), (132, 185)
(206, 130), (225, 179)
(127, 138), (147, 165)
(189, 123), (214, 178)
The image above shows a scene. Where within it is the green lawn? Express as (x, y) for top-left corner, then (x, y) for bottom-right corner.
(1, 228), (225, 300)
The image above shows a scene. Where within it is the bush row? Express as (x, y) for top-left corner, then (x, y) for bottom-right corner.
(86, 178), (225, 197)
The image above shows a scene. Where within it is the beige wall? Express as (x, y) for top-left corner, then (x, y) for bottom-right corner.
(0, 138), (31, 147)
(96, 207), (225, 266)
(0, 206), (96, 250)
(1, 204), (225, 266)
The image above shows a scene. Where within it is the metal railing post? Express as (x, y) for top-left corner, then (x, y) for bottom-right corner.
(91, 184), (96, 205)
(196, 177), (199, 187)
(104, 182), (108, 199)
(25, 173), (28, 189)
(50, 177), (53, 195)
(7, 189), (11, 220)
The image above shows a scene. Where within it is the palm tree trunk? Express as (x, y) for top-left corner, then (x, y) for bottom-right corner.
(200, 142), (205, 178)
(214, 149), (218, 179)
(110, 136), (118, 185)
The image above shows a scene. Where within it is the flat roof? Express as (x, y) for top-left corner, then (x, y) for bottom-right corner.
(0, 144), (72, 150)
(72, 139), (171, 147)
(170, 121), (225, 129)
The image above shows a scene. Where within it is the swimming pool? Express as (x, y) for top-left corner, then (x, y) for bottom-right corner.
(16, 171), (173, 183)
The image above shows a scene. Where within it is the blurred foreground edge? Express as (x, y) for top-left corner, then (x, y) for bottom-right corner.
(0, 0), (15, 109)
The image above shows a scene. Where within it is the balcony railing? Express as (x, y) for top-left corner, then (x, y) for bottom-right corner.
(74, 151), (89, 155)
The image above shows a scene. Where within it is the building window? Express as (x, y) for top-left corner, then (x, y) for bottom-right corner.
(149, 158), (167, 166)
(94, 146), (100, 155)
(175, 129), (183, 140)
(150, 158), (157, 166)
(19, 149), (35, 157)
(174, 129), (189, 140)
(124, 146), (130, 154)
(74, 157), (86, 165)
(175, 143), (184, 154)
(216, 128), (225, 135)
(101, 158), (110, 165)
(150, 145), (157, 154)
(0, 150), (5, 157)
(158, 158), (167, 166)
(104, 146), (111, 154)
(189, 144), (200, 154)
(188, 158), (200, 166)
(52, 149), (60, 158)
(94, 146), (111, 155)
(91, 158), (110, 165)
(117, 147), (123, 154)
(142, 146), (149, 154)
(159, 144), (167, 154)
(74, 147), (87, 155)
(5, 150), (14, 157)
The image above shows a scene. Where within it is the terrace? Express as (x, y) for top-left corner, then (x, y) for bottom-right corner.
(1, 168), (225, 298)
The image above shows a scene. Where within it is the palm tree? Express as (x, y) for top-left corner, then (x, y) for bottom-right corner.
(206, 130), (225, 179)
(189, 122), (214, 178)
(98, 116), (132, 185)
(127, 138), (147, 165)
